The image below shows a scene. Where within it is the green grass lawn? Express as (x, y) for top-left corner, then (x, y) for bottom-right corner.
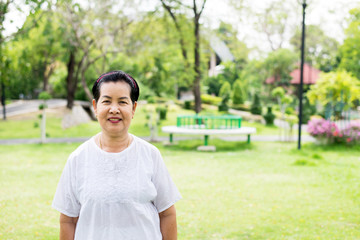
(1, 141), (359, 239)
(0, 104), (305, 139)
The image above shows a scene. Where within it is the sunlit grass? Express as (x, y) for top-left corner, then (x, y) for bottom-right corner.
(0, 142), (359, 239)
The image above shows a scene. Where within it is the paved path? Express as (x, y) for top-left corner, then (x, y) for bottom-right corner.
(0, 135), (316, 145)
(0, 99), (90, 118)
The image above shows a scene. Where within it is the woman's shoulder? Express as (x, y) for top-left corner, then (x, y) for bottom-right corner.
(132, 135), (161, 155)
(67, 137), (94, 161)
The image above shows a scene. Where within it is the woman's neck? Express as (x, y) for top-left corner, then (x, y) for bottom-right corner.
(99, 132), (132, 153)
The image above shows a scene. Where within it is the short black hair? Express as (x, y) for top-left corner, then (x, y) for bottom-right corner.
(92, 70), (140, 103)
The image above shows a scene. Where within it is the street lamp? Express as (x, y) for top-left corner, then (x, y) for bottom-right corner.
(298, 0), (307, 150)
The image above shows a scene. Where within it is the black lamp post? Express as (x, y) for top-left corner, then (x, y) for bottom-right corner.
(298, 0), (307, 150)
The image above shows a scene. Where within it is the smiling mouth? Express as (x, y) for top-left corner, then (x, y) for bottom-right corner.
(108, 118), (122, 123)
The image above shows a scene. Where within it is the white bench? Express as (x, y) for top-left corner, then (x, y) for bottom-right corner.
(161, 126), (257, 146)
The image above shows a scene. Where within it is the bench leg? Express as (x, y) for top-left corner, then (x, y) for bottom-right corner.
(204, 135), (209, 146)
(169, 133), (173, 143)
(247, 135), (250, 144)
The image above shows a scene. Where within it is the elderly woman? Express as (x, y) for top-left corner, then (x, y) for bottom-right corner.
(52, 71), (181, 240)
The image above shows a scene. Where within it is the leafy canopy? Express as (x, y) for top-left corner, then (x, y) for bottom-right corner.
(307, 71), (360, 110)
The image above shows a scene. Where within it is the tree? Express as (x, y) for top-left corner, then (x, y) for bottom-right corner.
(6, 10), (64, 98)
(216, 21), (249, 63)
(232, 80), (245, 104)
(263, 48), (297, 86)
(250, 93), (262, 115)
(272, 86), (295, 141)
(160, 0), (207, 113)
(218, 81), (231, 112)
(253, 0), (297, 51)
(290, 24), (339, 72)
(339, 7), (360, 80)
(0, 0), (47, 119)
(56, 0), (136, 108)
(307, 71), (360, 111)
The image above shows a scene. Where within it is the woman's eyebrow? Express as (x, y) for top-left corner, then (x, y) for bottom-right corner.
(101, 95), (129, 100)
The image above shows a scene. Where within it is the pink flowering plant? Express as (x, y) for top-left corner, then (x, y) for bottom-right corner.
(308, 118), (360, 144)
(340, 121), (360, 144)
(307, 118), (339, 141)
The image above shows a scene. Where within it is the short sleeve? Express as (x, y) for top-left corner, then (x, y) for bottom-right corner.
(52, 154), (80, 217)
(152, 149), (182, 213)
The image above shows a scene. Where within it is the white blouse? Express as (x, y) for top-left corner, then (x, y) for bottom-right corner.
(52, 134), (181, 240)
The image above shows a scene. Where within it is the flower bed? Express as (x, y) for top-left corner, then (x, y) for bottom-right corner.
(307, 118), (360, 144)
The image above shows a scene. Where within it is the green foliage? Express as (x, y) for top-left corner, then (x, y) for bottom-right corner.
(38, 91), (52, 100)
(219, 81), (231, 100)
(290, 24), (339, 72)
(263, 48), (297, 86)
(339, 7), (360, 79)
(216, 21), (249, 62)
(232, 80), (245, 104)
(307, 71), (360, 110)
(184, 101), (192, 110)
(302, 97), (317, 124)
(231, 103), (250, 112)
(201, 94), (222, 105)
(271, 87), (285, 99)
(156, 105), (168, 120)
(250, 93), (262, 115)
(205, 76), (222, 96)
(264, 106), (276, 125)
(218, 82), (231, 112)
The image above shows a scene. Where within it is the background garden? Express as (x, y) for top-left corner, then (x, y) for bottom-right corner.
(1, 0), (360, 239)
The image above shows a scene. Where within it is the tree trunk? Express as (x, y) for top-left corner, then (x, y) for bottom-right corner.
(81, 68), (93, 102)
(43, 62), (56, 91)
(66, 50), (76, 109)
(193, 15), (201, 113)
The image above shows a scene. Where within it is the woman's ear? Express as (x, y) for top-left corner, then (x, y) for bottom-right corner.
(92, 99), (97, 116)
(132, 101), (137, 117)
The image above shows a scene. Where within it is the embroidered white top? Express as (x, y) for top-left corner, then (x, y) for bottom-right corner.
(52, 134), (181, 240)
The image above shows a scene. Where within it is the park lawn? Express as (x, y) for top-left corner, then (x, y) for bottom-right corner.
(0, 103), (304, 139)
(0, 141), (359, 239)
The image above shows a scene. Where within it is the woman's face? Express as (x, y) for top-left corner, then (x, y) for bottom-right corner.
(92, 81), (137, 137)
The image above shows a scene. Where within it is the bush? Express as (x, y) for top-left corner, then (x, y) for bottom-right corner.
(218, 82), (231, 112)
(184, 101), (192, 110)
(201, 94), (222, 105)
(218, 98), (229, 112)
(231, 103), (250, 112)
(307, 118), (339, 144)
(308, 118), (360, 145)
(219, 82), (231, 100)
(232, 80), (245, 104)
(156, 106), (168, 120)
(340, 121), (360, 144)
(251, 93), (262, 115)
(264, 106), (276, 125)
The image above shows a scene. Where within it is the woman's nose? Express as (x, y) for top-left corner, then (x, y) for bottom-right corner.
(109, 105), (120, 114)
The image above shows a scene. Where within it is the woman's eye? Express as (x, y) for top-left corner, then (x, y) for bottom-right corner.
(102, 100), (110, 104)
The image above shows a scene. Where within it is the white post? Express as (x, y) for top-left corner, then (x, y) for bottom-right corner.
(41, 100), (46, 143)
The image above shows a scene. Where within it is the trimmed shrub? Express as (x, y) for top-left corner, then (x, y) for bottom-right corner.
(156, 106), (168, 120)
(264, 106), (276, 125)
(231, 103), (250, 112)
(250, 93), (262, 115)
(232, 80), (245, 104)
(184, 101), (192, 110)
(201, 94), (222, 105)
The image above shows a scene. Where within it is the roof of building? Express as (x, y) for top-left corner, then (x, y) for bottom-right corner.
(265, 63), (321, 85)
